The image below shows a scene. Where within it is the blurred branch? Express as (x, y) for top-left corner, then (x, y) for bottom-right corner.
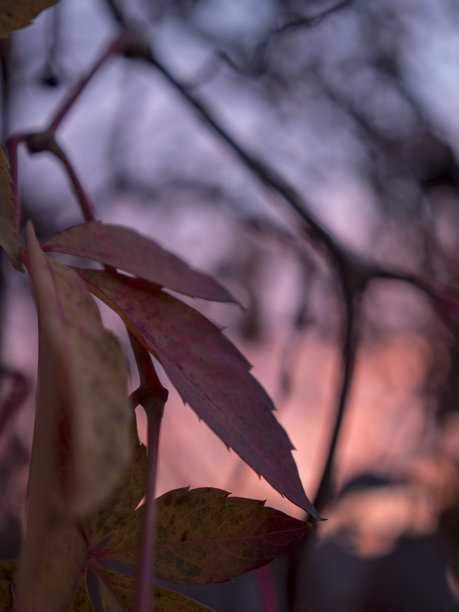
(313, 287), (361, 511)
(25, 132), (97, 222)
(144, 51), (347, 265)
(6, 31), (130, 225)
(48, 31), (127, 132)
(219, 0), (356, 76)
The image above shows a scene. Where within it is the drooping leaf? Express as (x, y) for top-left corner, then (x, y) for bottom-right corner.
(43, 221), (235, 302)
(97, 568), (214, 611)
(16, 520), (88, 612)
(23, 223), (133, 516)
(0, 0), (59, 38)
(0, 560), (16, 612)
(104, 487), (310, 585)
(16, 228), (90, 612)
(77, 268), (319, 517)
(0, 146), (22, 270)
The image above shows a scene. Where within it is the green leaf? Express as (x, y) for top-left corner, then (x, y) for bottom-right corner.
(0, 0), (59, 38)
(77, 268), (319, 518)
(97, 569), (214, 611)
(23, 223), (133, 517)
(0, 146), (22, 270)
(104, 487), (311, 585)
(43, 222), (236, 302)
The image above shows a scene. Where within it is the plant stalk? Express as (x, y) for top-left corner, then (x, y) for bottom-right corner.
(129, 332), (168, 612)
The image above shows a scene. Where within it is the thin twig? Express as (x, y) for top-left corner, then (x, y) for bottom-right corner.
(220, 0), (355, 76)
(24, 132), (97, 223)
(6, 30), (128, 229)
(49, 141), (97, 222)
(48, 31), (127, 133)
(313, 288), (360, 512)
(143, 51), (344, 265)
(6, 134), (26, 229)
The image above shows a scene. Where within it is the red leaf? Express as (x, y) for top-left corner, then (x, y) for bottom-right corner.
(77, 268), (319, 518)
(42, 222), (235, 302)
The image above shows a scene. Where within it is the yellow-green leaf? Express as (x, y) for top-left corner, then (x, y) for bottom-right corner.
(105, 487), (311, 585)
(15, 521), (88, 612)
(23, 222), (133, 516)
(98, 569), (214, 611)
(87, 423), (147, 544)
(0, 146), (22, 270)
(0, 1), (59, 38)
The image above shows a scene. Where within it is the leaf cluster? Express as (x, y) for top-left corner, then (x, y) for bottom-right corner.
(0, 6), (312, 611)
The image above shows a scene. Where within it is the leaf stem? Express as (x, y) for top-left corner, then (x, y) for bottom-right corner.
(129, 332), (168, 612)
(49, 141), (97, 222)
(47, 31), (128, 133)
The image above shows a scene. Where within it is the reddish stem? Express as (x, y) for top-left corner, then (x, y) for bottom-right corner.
(50, 142), (97, 222)
(136, 400), (162, 612)
(255, 565), (278, 612)
(129, 332), (168, 612)
(48, 31), (128, 133)
(6, 134), (26, 230)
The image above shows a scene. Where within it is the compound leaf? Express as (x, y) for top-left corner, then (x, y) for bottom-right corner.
(78, 268), (318, 517)
(43, 222), (235, 302)
(104, 487), (311, 585)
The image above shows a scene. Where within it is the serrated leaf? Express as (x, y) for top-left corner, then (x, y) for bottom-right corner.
(43, 222), (235, 302)
(77, 269), (319, 517)
(0, 0), (59, 38)
(0, 147), (22, 270)
(97, 568), (214, 611)
(23, 223), (132, 516)
(104, 487), (310, 585)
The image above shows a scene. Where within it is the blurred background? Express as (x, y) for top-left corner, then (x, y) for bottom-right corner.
(1, 0), (459, 610)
